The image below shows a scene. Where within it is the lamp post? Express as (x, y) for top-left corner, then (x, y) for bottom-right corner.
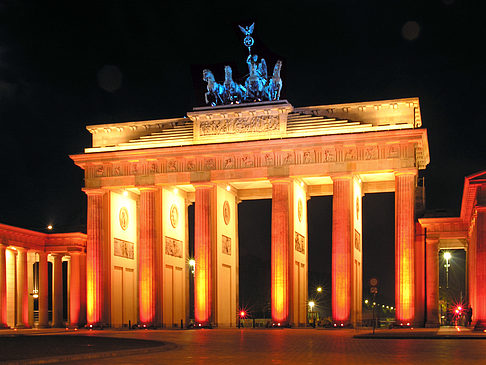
(444, 251), (451, 289)
(308, 301), (315, 327)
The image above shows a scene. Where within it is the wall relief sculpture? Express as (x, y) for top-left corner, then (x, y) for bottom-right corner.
(165, 236), (183, 258)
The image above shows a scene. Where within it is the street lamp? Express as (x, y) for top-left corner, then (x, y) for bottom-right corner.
(188, 258), (195, 275)
(308, 301), (315, 327)
(316, 287), (322, 293)
(444, 251), (451, 288)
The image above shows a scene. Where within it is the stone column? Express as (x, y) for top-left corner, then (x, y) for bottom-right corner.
(475, 205), (486, 329)
(395, 170), (416, 324)
(38, 252), (49, 328)
(271, 179), (291, 325)
(139, 188), (157, 326)
(0, 244), (7, 328)
(52, 254), (63, 327)
(69, 252), (82, 328)
(194, 185), (213, 326)
(331, 176), (352, 325)
(16, 247), (29, 328)
(425, 237), (439, 327)
(85, 189), (106, 326)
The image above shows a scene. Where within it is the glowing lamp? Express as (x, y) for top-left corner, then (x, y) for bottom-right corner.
(364, 299), (369, 304)
(47, 225), (53, 230)
(444, 252), (451, 260)
(317, 287), (322, 293)
(33, 293), (39, 299)
(189, 259), (196, 268)
(226, 185), (231, 191)
(123, 190), (128, 197)
(308, 301), (315, 310)
(240, 311), (246, 318)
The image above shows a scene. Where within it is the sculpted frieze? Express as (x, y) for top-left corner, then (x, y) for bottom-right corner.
(322, 148), (336, 162)
(199, 115), (280, 136)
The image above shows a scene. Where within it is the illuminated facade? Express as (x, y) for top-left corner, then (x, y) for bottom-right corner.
(69, 97), (433, 328)
(419, 171), (486, 329)
(0, 223), (86, 328)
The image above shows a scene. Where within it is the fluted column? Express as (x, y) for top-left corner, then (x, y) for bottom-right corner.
(332, 176), (352, 325)
(395, 171), (416, 324)
(38, 252), (49, 327)
(69, 251), (82, 327)
(16, 248), (29, 328)
(271, 179), (291, 325)
(475, 206), (486, 329)
(425, 237), (439, 327)
(85, 190), (105, 325)
(139, 188), (157, 326)
(52, 254), (63, 327)
(194, 185), (213, 325)
(0, 244), (7, 328)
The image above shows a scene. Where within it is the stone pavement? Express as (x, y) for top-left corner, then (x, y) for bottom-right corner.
(2, 327), (486, 364)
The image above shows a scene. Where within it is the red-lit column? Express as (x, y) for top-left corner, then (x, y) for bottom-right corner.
(38, 252), (49, 328)
(0, 243), (7, 328)
(16, 247), (29, 328)
(475, 205), (486, 329)
(139, 188), (157, 326)
(194, 185), (213, 325)
(395, 171), (416, 324)
(271, 180), (291, 325)
(425, 237), (439, 327)
(85, 190), (105, 326)
(52, 254), (63, 327)
(332, 176), (352, 325)
(69, 251), (81, 328)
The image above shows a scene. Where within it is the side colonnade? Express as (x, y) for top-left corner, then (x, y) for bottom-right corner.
(0, 224), (86, 329)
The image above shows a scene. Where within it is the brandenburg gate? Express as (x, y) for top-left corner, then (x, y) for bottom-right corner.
(70, 97), (430, 328)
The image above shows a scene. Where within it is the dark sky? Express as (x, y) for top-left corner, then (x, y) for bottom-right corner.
(1, 1), (484, 308)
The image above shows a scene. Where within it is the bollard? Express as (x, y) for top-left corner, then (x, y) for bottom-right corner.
(181, 319), (183, 329)
(129, 320), (131, 329)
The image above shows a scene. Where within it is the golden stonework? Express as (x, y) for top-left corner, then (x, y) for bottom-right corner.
(297, 199), (303, 222)
(356, 197), (360, 219)
(223, 200), (230, 225)
(119, 207), (129, 231)
(170, 204), (179, 228)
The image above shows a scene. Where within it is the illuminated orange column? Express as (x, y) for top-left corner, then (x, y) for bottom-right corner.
(395, 171), (416, 324)
(16, 247), (29, 328)
(194, 185), (213, 325)
(0, 243), (7, 328)
(85, 190), (105, 325)
(425, 237), (439, 327)
(475, 205), (486, 329)
(69, 251), (81, 327)
(332, 176), (352, 324)
(38, 252), (49, 328)
(139, 188), (157, 326)
(271, 180), (290, 325)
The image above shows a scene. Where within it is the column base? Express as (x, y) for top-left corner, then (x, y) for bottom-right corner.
(15, 324), (31, 329)
(474, 320), (486, 331)
(36, 323), (50, 329)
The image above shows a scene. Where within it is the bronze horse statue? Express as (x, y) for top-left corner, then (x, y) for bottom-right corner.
(265, 60), (282, 101)
(203, 69), (224, 105)
(223, 66), (247, 104)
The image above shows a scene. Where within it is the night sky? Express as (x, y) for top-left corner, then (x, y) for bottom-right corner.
(1, 1), (484, 311)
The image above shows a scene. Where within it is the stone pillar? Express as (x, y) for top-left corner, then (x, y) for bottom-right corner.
(38, 252), (49, 328)
(332, 176), (352, 325)
(85, 189), (106, 326)
(271, 179), (291, 325)
(395, 171), (416, 324)
(475, 205), (486, 329)
(52, 254), (63, 327)
(0, 244), (7, 328)
(16, 247), (29, 328)
(69, 252), (82, 327)
(425, 237), (439, 327)
(139, 188), (157, 326)
(194, 185), (213, 326)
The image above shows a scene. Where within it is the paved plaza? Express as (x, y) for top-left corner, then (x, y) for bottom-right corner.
(2, 327), (486, 364)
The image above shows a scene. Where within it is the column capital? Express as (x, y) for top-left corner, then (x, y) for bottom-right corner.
(394, 168), (418, 177)
(139, 186), (158, 192)
(269, 176), (293, 184)
(82, 188), (106, 196)
(330, 173), (353, 182)
(193, 182), (215, 189)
